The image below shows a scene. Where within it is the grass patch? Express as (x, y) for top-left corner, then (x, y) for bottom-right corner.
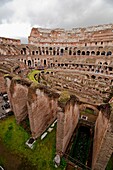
(106, 153), (113, 170)
(0, 157), (5, 167)
(59, 91), (70, 103)
(0, 116), (65, 170)
(27, 70), (40, 82)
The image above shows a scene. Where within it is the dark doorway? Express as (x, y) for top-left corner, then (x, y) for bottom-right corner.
(28, 60), (31, 67)
(44, 60), (46, 66)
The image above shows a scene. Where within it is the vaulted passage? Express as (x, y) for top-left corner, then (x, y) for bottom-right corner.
(67, 126), (93, 169)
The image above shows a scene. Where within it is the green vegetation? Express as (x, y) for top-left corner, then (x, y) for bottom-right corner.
(84, 108), (94, 114)
(0, 157), (5, 167)
(69, 126), (91, 169)
(59, 90), (70, 104)
(27, 70), (40, 82)
(0, 116), (66, 170)
(106, 154), (113, 170)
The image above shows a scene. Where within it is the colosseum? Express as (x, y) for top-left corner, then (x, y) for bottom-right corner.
(0, 23), (113, 170)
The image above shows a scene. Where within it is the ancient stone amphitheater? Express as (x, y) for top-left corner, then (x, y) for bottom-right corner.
(0, 23), (113, 170)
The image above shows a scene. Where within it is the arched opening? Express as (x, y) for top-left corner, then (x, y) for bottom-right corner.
(22, 48), (26, 55)
(77, 50), (81, 55)
(32, 51), (35, 55)
(44, 59), (46, 66)
(49, 47), (52, 50)
(101, 51), (105, 55)
(53, 50), (56, 55)
(106, 51), (112, 56)
(69, 49), (72, 55)
(73, 52), (76, 55)
(49, 47), (52, 55)
(96, 51), (100, 55)
(98, 62), (102, 65)
(36, 51), (38, 55)
(39, 51), (42, 55)
(42, 50), (45, 55)
(105, 78), (109, 81)
(60, 49), (64, 56)
(85, 74), (89, 79)
(103, 62), (108, 65)
(98, 77), (102, 80)
(91, 51), (95, 55)
(24, 60), (26, 65)
(21, 50), (23, 55)
(57, 48), (59, 55)
(82, 51), (85, 55)
(109, 67), (112, 71)
(46, 50), (48, 55)
(86, 51), (90, 56)
(91, 75), (96, 79)
(28, 60), (31, 67)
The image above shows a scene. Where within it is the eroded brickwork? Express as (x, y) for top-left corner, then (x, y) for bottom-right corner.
(6, 77), (30, 124)
(27, 84), (59, 138)
(56, 97), (79, 154)
(92, 104), (113, 169)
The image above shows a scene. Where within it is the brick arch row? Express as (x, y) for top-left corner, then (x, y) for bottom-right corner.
(20, 46), (113, 56)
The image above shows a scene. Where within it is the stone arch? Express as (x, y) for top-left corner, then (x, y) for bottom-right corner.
(91, 75), (96, 79)
(98, 76), (102, 80)
(38, 47), (41, 55)
(69, 48), (72, 55)
(46, 50), (49, 55)
(53, 47), (56, 55)
(96, 51), (100, 55)
(36, 51), (38, 55)
(60, 48), (64, 56)
(32, 51), (35, 55)
(105, 78), (109, 81)
(101, 51), (106, 55)
(91, 51), (95, 55)
(86, 51), (90, 55)
(44, 59), (46, 66)
(98, 62), (102, 65)
(79, 104), (99, 115)
(103, 62), (108, 65)
(82, 51), (85, 55)
(57, 47), (59, 55)
(106, 51), (112, 56)
(77, 50), (81, 55)
(42, 47), (45, 55)
(24, 60), (26, 65)
(21, 48), (26, 55)
(28, 60), (31, 67)
(49, 47), (52, 50)
(21, 50), (23, 55)
(73, 47), (76, 55)
(85, 74), (90, 79)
